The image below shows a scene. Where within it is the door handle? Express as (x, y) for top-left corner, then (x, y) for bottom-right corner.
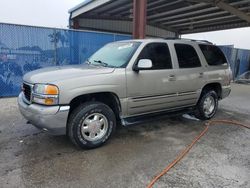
(168, 75), (176, 81)
(199, 72), (204, 78)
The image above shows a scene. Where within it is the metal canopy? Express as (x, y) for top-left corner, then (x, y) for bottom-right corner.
(69, 0), (250, 35)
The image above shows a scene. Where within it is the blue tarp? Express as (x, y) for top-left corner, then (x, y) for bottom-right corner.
(220, 46), (250, 80)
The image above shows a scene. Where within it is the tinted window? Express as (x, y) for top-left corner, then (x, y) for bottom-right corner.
(175, 44), (201, 68)
(138, 43), (172, 69)
(199, 44), (227, 66)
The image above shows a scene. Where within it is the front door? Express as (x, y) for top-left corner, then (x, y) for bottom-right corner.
(126, 42), (179, 116)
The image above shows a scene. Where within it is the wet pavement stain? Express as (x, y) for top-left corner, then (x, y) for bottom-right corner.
(0, 84), (250, 188)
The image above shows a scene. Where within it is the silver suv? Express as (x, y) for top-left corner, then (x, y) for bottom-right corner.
(18, 39), (232, 149)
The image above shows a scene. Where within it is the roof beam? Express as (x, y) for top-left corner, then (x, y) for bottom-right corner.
(171, 14), (237, 28)
(215, 1), (250, 23)
(154, 0), (250, 23)
(118, 0), (173, 16)
(153, 7), (218, 23)
(71, 0), (112, 18)
(187, 0), (250, 23)
(108, 3), (132, 15)
(92, 0), (128, 13)
(162, 6), (250, 26)
(163, 11), (229, 25)
(179, 18), (242, 30)
(180, 21), (250, 34)
(148, 3), (208, 20)
(147, 0), (172, 9)
(147, 0), (183, 12)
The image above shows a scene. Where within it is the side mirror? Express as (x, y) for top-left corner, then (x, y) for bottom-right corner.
(134, 59), (152, 71)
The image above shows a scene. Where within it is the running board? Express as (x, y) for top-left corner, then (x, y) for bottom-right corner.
(121, 107), (194, 126)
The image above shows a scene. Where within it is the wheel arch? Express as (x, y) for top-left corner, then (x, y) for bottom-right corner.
(200, 82), (222, 100)
(67, 92), (122, 124)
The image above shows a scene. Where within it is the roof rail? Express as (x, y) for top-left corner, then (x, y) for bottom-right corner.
(182, 38), (213, 44)
(164, 37), (213, 44)
(164, 37), (179, 40)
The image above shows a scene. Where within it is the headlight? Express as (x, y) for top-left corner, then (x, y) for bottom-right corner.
(32, 84), (59, 105)
(33, 84), (59, 95)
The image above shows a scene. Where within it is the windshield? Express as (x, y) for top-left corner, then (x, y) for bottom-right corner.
(88, 42), (141, 68)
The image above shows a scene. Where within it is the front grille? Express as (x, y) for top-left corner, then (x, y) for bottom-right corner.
(23, 83), (32, 102)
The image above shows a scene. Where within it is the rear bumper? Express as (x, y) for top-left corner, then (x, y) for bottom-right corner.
(18, 93), (69, 135)
(221, 85), (231, 99)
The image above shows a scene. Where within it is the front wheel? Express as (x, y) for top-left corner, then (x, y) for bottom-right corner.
(68, 102), (116, 149)
(194, 90), (218, 120)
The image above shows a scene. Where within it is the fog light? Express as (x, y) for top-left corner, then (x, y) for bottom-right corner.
(44, 98), (55, 105)
(33, 96), (58, 105)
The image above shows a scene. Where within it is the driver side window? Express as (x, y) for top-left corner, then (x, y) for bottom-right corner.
(138, 43), (172, 70)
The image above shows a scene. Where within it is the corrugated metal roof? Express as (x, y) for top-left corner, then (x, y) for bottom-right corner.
(69, 0), (250, 34)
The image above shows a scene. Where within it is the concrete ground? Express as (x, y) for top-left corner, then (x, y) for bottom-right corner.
(0, 83), (249, 188)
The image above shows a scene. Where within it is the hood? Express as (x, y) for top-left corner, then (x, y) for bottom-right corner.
(23, 64), (115, 84)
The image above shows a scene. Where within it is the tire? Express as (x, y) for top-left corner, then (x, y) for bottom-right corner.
(194, 90), (218, 120)
(68, 102), (116, 149)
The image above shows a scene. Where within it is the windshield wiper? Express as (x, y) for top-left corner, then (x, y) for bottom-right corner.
(93, 60), (109, 67)
(86, 59), (91, 65)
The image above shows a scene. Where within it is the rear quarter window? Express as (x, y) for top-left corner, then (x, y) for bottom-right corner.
(199, 44), (227, 66)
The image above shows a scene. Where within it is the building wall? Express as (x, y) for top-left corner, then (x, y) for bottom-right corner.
(76, 18), (176, 38)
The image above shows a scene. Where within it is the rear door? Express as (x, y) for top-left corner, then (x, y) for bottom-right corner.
(172, 43), (205, 106)
(199, 44), (231, 86)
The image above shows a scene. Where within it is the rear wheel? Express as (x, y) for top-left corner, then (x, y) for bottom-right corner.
(194, 90), (218, 120)
(68, 102), (116, 149)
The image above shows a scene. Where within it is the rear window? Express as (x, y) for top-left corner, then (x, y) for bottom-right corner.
(174, 44), (201, 68)
(199, 44), (227, 66)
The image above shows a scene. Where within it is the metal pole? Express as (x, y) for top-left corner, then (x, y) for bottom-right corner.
(133, 0), (147, 39)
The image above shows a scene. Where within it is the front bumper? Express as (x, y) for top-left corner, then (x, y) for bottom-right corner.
(18, 93), (69, 135)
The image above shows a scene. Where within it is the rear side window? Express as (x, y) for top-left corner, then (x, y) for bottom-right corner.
(199, 44), (227, 66)
(138, 43), (172, 69)
(174, 44), (201, 68)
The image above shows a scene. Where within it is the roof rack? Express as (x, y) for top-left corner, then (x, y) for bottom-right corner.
(164, 37), (213, 44)
(164, 37), (179, 40)
(181, 38), (213, 44)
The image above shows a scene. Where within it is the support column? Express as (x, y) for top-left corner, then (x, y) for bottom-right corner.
(133, 0), (147, 39)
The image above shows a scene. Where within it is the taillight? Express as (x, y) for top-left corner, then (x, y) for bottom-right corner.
(225, 68), (232, 84)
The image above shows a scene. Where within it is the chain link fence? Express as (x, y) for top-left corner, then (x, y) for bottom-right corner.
(0, 23), (130, 97)
(0, 23), (250, 97)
